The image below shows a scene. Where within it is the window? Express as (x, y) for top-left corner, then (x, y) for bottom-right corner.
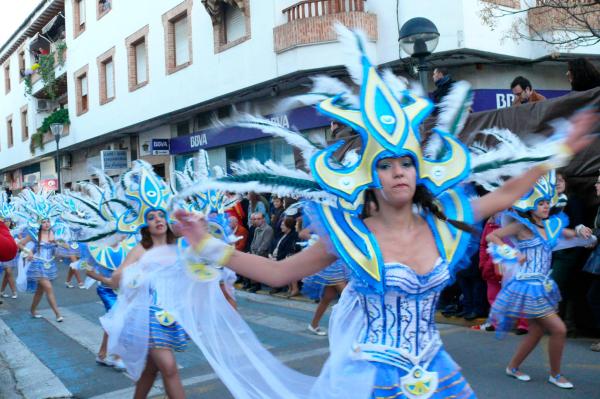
(97, 47), (115, 104)
(162, 0), (192, 74)
(134, 41), (147, 84)
(73, 0), (86, 37)
(125, 25), (149, 91)
(224, 4), (245, 43)
(20, 106), (28, 141)
(18, 50), (25, 81)
(202, 0), (250, 53)
(4, 64), (10, 94)
(75, 65), (89, 115)
(6, 116), (13, 149)
(97, 0), (112, 19)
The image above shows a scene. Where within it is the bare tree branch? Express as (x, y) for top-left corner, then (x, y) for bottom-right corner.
(479, 0), (600, 48)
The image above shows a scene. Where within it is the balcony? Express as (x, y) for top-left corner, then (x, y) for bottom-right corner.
(274, 0), (377, 54)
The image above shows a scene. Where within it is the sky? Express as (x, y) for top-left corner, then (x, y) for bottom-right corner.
(0, 0), (42, 47)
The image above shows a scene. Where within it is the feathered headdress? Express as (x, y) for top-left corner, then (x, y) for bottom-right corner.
(117, 160), (173, 234)
(12, 188), (63, 237)
(0, 191), (15, 221)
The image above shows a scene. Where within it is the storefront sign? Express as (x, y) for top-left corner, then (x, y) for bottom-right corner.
(170, 106), (330, 155)
(151, 139), (170, 155)
(471, 89), (569, 112)
(100, 150), (128, 171)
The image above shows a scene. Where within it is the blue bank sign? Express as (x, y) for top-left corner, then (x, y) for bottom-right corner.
(151, 138), (170, 155)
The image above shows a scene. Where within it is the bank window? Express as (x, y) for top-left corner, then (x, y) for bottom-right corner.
(163, 1), (192, 75)
(225, 138), (294, 173)
(18, 50), (26, 81)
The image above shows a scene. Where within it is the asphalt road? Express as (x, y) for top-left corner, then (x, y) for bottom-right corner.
(0, 264), (599, 399)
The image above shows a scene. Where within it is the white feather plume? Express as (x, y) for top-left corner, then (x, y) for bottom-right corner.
(381, 69), (407, 102)
(334, 22), (370, 86)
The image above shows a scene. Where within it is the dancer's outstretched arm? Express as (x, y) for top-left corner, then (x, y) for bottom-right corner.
(177, 211), (336, 287)
(473, 110), (598, 222)
(105, 244), (145, 289)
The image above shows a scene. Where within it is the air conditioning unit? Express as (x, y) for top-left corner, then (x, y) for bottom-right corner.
(61, 154), (72, 169)
(36, 99), (54, 112)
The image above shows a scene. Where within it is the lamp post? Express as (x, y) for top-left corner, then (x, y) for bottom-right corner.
(398, 17), (440, 92)
(50, 123), (63, 193)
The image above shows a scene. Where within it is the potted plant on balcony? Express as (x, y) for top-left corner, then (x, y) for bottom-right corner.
(30, 108), (70, 154)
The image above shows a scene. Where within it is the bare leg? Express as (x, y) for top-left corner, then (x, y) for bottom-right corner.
(39, 279), (61, 318)
(30, 284), (44, 316)
(310, 285), (338, 328)
(1, 272), (7, 292)
(134, 355), (159, 399)
(149, 348), (185, 399)
(288, 281), (299, 296)
(66, 269), (83, 285)
(508, 318), (544, 371)
(537, 314), (567, 377)
(98, 332), (108, 359)
(4, 268), (16, 295)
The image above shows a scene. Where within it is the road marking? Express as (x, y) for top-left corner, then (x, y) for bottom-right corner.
(90, 346), (330, 399)
(237, 291), (321, 312)
(39, 308), (104, 355)
(0, 318), (72, 399)
(240, 307), (325, 339)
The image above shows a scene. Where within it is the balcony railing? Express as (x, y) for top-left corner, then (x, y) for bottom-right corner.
(282, 0), (366, 22)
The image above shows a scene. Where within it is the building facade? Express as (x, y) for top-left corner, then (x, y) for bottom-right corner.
(0, 0), (597, 192)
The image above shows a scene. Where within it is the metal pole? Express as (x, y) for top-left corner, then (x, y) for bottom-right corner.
(55, 136), (61, 193)
(417, 55), (429, 94)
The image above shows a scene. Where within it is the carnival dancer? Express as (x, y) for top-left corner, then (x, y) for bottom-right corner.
(13, 189), (66, 321)
(61, 177), (135, 370)
(0, 191), (19, 299)
(169, 26), (599, 399)
(487, 171), (595, 389)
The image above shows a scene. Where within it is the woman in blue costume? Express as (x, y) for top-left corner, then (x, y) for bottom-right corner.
(171, 27), (599, 399)
(14, 189), (65, 322)
(486, 171), (595, 389)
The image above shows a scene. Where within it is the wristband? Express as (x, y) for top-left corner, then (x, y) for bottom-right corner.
(184, 236), (234, 281)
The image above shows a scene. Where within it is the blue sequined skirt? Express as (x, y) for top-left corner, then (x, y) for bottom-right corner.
(302, 260), (348, 300)
(27, 260), (58, 281)
(371, 349), (476, 399)
(1, 257), (17, 269)
(490, 275), (560, 334)
(149, 305), (188, 351)
(97, 285), (117, 312)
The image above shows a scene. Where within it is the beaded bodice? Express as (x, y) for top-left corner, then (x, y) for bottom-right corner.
(353, 259), (449, 367)
(516, 237), (552, 275)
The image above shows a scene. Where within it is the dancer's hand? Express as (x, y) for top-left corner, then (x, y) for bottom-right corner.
(564, 109), (599, 154)
(173, 209), (207, 246)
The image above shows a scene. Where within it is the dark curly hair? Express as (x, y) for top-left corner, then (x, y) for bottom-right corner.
(568, 58), (600, 92)
(140, 225), (177, 249)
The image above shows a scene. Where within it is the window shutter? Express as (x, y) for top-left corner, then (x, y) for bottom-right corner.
(135, 43), (147, 84)
(105, 60), (114, 98)
(174, 16), (189, 66)
(225, 6), (245, 43)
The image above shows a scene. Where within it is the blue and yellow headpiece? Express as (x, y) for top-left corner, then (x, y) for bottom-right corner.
(513, 170), (559, 213)
(117, 160), (172, 234)
(310, 42), (470, 213)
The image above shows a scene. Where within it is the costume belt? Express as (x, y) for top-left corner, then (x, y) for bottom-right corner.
(353, 332), (442, 399)
(515, 272), (554, 292)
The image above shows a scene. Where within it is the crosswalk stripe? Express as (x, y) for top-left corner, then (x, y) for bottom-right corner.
(89, 346), (330, 399)
(241, 307), (325, 339)
(0, 318), (72, 399)
(39, 308), (104, 355)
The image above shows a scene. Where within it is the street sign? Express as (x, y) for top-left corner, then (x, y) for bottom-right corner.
(100, 150), (128, 171)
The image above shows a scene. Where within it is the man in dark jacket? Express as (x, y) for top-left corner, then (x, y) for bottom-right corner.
(431, 67), (455, 114)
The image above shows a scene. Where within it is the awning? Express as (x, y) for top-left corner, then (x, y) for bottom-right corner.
(41, 14), (65, 41)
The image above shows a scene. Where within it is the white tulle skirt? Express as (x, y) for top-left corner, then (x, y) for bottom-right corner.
(101, 245), (376, 398)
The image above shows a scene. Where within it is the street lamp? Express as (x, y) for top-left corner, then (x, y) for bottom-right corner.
(398, 17), (440, 92)
(50, 123), (63, 193)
